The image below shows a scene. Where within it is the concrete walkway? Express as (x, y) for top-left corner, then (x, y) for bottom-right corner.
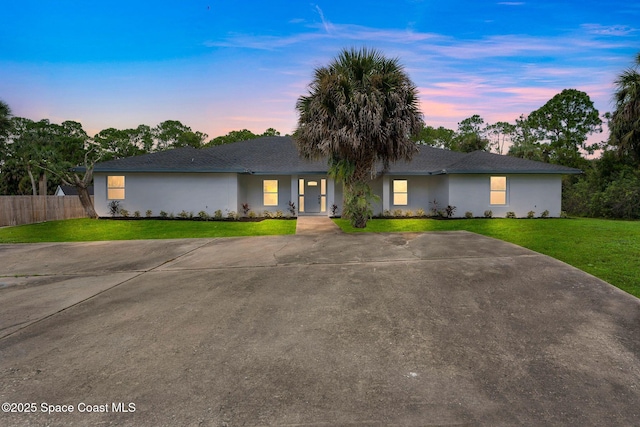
(295, 215), (344, 235)
(1, 232), (639, 426)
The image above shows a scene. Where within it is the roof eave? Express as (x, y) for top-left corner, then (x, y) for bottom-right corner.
(444, 169), (583, 174)
(93, 168), (247, 173)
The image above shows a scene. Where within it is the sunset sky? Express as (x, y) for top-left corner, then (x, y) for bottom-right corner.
(1, 0), (638, 141)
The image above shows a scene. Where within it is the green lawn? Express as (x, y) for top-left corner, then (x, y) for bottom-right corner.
(335, 217), (640, 298)
(0, 218), (296, 243)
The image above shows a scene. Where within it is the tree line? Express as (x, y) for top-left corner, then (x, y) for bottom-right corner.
(0, 112), (282, 197)
(1, 51), (638, 219)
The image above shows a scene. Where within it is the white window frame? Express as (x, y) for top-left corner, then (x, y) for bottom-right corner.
(490, 176), (507, 205)
(393, 179), (408, 206)
(263, 179), (278, 206)
(107, 176), (125, 200)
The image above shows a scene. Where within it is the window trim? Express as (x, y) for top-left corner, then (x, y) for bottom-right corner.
(263, 179), (278, 206)
(107, 175), (125, 200)
(393, 179), (408, 206)
(490, 176), (507, 206)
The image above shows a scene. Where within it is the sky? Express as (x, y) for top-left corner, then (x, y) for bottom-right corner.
(1, 0), (639, 143)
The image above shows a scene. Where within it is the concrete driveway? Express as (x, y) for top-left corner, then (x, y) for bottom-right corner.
(1, 231), (639, 426)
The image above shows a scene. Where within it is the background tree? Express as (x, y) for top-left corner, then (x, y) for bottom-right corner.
(206, 128), (282, 146)
(526, 89), (602, 168)
(608, 52), (640, 165)
(413, 125), (455, 149)
(0, 99), (11, 137)
(508, 114), (544, 160)
(294, 47), (423, 228)
(5, 118), (54, 195)
(486, 121), (515, 154)
(451, 115), (490, 152)
(94, 125), (156, 160)
(153, 120), (201, 150)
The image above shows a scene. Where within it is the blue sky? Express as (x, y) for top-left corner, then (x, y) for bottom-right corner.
(1, 1), (638, 142)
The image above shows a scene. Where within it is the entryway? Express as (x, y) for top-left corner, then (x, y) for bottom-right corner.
(298, 177), (327, 215)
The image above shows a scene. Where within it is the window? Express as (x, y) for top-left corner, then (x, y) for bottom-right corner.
(298, 179), (305, 212)
(490, 176), (507, 205)
(320, 179), (326, 212)
(393, 179), (408, 205)
(263, 180), (278, 206)
(107, 176), (125, 200)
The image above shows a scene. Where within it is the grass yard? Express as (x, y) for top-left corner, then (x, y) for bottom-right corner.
(0, 218), (296, 243)
(335, 217), (640, 299)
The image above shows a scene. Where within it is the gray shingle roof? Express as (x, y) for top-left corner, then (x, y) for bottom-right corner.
(92, 136), (581, 175)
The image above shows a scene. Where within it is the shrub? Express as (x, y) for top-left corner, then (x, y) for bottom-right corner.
(160, 210), (168, 218)
(226, 210), (237, 220)
(429, 199), (440, 216)
(107, 200), (121, 217)
(275, 210), (284, 218)
(178, 210), (190, 219)
(330, 204), (339, 217)
(506, 211), (516, 218)
(445, 205), (457, 218)
(241, 203), (250, 216)
(382, 209), (391, 218)
(541, 209), (550, 218)
(263, 210), (272, 219)
(392, 209), (403, 217)
(416, 208), (426, 217)
(198, 210), (210, 220)
(169, 212), (175, 219)
(214, 209), (223, 220)
(133, 210), (141, 218)
(404, 209), (414, 217)
(288, 201), (296, 217)
(119, 209), (129, 218)
(484, 210), (493, 218)
(248, 210), (257, 218)
(145, 210), (153, 218)
(465, 211), (473, 219)
(527, 210), (535, 219)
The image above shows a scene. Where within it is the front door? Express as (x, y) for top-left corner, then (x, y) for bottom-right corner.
(299, 178), (326, 214)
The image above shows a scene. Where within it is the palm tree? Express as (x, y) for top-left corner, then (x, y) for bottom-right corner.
(294, 47), (423, 228)
(610, 52), (640, 164)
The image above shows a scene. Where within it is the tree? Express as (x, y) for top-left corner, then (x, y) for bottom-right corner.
(413, 125), (455, 149)
(5, 118), (53, 195)
(527, 89), (602, 168)
(508, 114), (545, 161)
(36, 122), (99, 218)
(206, 128), (281, 146)
(0, 99), (11, 137)
(294, 47), (423, 228)
(94, 125), (154, 160)
(450, 115), (490, 152)
(486, 121), (515, 154)
(261, 128), (281, 137)
(153, 120), (201, 150)
(609, 52), (640, 165)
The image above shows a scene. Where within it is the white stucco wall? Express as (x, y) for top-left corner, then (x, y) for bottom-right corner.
(237, 174), (293, 215)
(448, 174), (563, 218)
(382, 175), (449, 214)
(94, 172), (238, 217)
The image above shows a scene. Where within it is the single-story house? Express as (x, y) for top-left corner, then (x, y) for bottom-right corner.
(91, 136), (580, 218)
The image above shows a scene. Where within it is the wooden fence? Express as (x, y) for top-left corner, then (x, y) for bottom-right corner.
(0, 196), (94, 227)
